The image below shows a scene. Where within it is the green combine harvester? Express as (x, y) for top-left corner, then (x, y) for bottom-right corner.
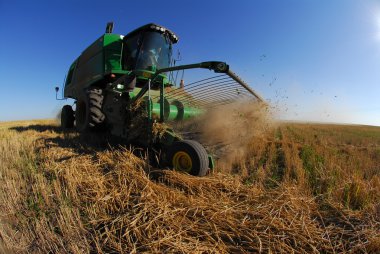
(56, 22), (264, 176)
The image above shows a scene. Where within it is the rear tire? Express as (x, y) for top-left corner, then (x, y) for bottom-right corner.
(75, 88), (105, 132)
(61, 105), (74, 129)
(167, 140), (209, 176)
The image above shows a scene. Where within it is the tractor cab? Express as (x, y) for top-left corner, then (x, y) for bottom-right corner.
(122, 24), (178, 74)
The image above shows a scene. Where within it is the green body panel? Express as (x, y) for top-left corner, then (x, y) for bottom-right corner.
(183, 107), (203, 119)
(166, 105), (178, 120)
(103, 34), (123, 72)
(132, 85), (202, 121)
(64, 34), (124, 99)
(150, 102), (202, 120)
(132, 82), (204, 121)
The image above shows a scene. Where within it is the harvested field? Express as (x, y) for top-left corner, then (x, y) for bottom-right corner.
(0, 120), (379, 253)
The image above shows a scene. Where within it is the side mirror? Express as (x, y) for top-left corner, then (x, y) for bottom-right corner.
(55, 86), (65, 100)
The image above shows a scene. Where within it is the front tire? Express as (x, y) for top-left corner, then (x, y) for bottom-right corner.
(75, 88), (105, 132)
(61, 105), (74, 129)
(167, 140), (209, 176)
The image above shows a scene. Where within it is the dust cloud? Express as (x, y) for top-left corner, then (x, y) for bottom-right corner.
(178, 100), (275, 169)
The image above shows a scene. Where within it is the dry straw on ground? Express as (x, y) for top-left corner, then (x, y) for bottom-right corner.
(0, 116), (379, 253)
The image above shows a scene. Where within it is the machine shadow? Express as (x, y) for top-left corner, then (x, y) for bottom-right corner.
(11, 124), (122, 154)
(10, 124), (63, 134)
(11, 124), (163, 171)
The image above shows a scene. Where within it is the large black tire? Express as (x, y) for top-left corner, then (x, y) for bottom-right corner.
(61, 105), (74, 129)
(75, 88), (105, 132)
(167, 140), (209, 176)
(88, 88), (105, 126)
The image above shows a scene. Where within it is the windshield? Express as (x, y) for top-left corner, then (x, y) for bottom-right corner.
(135, 31), (172, 71)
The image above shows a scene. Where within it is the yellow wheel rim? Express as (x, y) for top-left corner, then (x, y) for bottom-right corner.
(172, 151), (192, 172)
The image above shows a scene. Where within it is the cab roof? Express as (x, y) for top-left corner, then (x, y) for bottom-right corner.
(124, 23), (179, 44)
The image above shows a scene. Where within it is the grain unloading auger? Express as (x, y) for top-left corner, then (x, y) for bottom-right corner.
(56, 22), (264, 176)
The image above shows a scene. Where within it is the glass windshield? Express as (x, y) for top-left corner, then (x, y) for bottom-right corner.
(135, 31), (172, 71)
(123, 34), (139, 70)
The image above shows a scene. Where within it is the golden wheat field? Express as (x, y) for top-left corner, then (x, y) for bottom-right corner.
(0, 119), (380, 253)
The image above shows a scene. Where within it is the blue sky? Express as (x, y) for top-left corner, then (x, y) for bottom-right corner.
(1, 0), (380, 125)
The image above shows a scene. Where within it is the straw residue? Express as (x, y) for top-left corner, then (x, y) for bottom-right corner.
(1, 120), (379, 253)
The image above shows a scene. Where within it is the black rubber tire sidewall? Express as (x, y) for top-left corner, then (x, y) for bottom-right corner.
(88, 88), (105, 127)
(168, 140), (209, 176)
(75, 88), (105, 132)
(75, 96), (89, 133)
